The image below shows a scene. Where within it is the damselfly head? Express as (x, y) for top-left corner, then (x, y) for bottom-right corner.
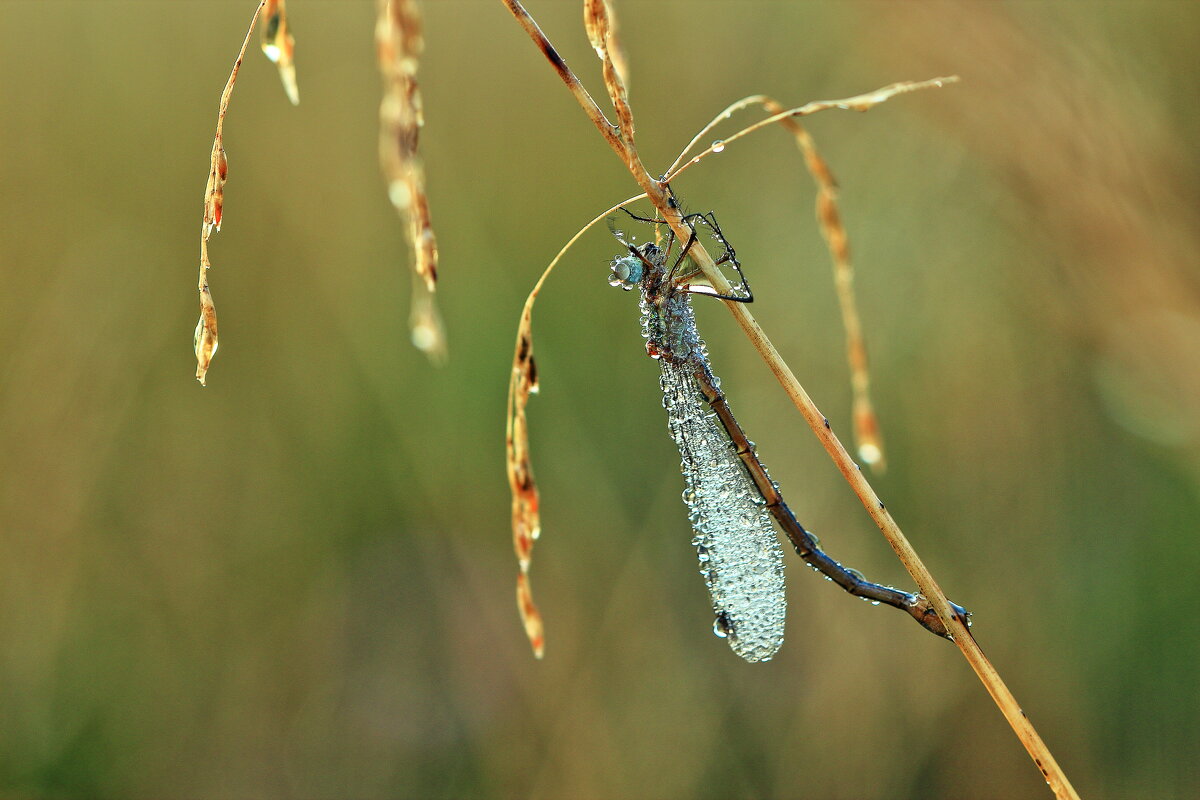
(608, 253), (644, 290)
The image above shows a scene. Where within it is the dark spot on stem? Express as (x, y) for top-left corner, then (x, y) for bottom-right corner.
(540, 40), (566, 73)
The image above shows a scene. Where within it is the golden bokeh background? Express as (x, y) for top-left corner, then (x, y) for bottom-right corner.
(2, 2), (1198, 797)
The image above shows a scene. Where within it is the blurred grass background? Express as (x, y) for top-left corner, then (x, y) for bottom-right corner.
(1, 1), (1198, 797)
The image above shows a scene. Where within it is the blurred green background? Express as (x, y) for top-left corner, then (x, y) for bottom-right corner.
(2, 1), (1198, 798)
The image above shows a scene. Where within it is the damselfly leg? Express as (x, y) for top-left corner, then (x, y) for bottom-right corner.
(614, 205), (753, 303)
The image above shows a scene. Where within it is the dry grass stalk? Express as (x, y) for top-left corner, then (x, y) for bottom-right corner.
(196, 1), (269, 385)
(500, 2), (1078, 797)
(377, 0), (447, 363)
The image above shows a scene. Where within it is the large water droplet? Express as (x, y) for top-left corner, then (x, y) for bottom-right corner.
(859, 442), (883, 466)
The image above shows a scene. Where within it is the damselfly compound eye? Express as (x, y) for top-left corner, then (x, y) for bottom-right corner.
(609, 254), (644, 288)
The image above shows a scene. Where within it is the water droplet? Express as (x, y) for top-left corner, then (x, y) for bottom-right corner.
(388, 180), (412, 210)
(859, 442), (882, 465)
(411, 323), (438, 352)
(711, 139), (725, 153)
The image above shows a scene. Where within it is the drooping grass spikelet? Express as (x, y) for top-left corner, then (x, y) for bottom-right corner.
(195, 0), (301, 385)
(261, 0), (300, 105)
(584, 0), (634, 150)
(583, 0), (654, 187)
(203, 145), (228, 238)
(598, 0), (629, 89)
(409, 273), (447, 364)
(767, 101), (886, 471)
(376, 0), (446, 362)
(507, 313), (544, 657)
(195, 274), (219, 384)
(195, 1), (266, 385)
(505, 196), (646, 659)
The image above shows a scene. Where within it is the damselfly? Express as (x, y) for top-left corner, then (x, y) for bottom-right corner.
(609, 210), (966, 662)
